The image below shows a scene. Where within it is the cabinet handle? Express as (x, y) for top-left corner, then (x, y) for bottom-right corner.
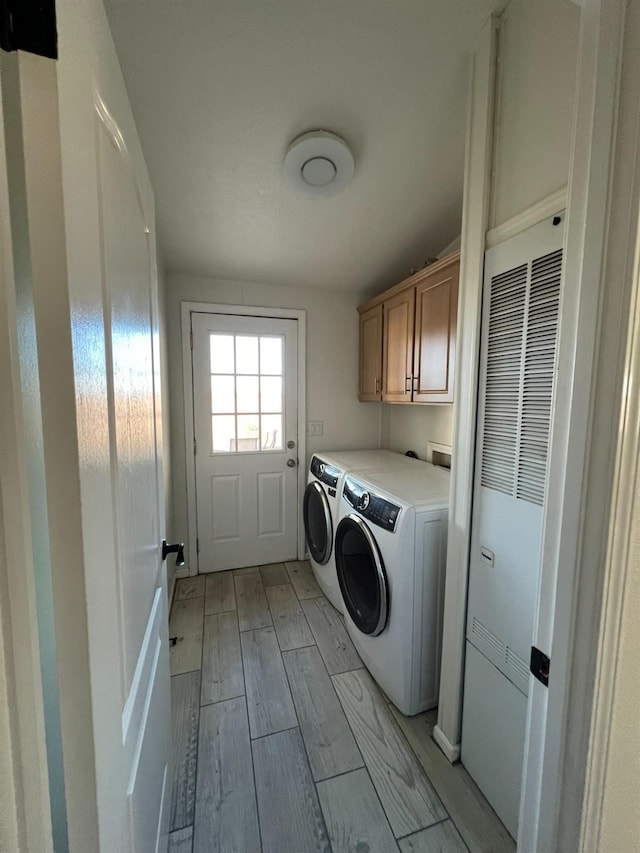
(405, 376), (412, 392)
(375, 378), (381, 394)
(413, 376), (418, 392)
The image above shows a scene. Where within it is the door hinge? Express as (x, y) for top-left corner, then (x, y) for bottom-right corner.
(193, 438), (197, 454)
(190, 330), (193, 350)
(530, 646), (550, 687)
(196, 538), (200, 554)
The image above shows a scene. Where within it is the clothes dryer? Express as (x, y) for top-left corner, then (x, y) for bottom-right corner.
(303, 451), (426, 610)
(334, 465), (450, 714)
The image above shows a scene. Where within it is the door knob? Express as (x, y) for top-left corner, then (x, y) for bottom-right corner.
(287, 458), (297, 468)
(162, 540), (185, 567)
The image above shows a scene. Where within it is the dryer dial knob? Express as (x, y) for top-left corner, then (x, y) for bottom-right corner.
(318, 463), (325, 477)
(358, 492), (370, 511)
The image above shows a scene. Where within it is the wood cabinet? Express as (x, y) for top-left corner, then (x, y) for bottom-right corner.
(382, 288), (414, 403)
(413, 257), (459, 403)
(358, 251), (459, 404)
(358, 304), (383, 401)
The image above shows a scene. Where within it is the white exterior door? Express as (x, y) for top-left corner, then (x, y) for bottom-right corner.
(191, 312), (299, 571)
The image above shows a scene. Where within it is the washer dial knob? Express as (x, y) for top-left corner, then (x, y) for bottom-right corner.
(357, 492), (370, 511)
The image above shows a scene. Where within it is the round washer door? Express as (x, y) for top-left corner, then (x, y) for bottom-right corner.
(335, 514), (388, 636)
(303, 481), (332, 565)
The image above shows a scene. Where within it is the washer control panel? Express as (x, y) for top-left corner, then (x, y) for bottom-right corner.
(310, 455), (340, 488)
(342, 476), (401, 532)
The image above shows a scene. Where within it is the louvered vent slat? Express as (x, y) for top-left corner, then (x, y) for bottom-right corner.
(517, 249), (562, 505)
(480, 263), (527, 495)
(480, 249), (562, 506)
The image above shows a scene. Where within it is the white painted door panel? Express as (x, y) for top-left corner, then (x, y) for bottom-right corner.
(54, 0), (171, 848)
(94, 103), (170, 852)
(191, 312), (299, 571)
(462, 216), (563, 837)
(97, 119), (161, 684)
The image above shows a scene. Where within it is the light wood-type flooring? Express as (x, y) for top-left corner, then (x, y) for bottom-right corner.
(168, 561), (515, 853)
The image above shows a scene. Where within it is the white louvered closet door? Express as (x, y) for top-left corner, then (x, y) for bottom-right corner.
(467, 218), (563, 692)
(461, 216), (564, 838)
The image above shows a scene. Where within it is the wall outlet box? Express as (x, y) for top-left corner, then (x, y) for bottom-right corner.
(307, 421), (324, 436)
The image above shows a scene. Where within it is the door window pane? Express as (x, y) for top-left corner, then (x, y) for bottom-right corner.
(212, 415), (236, 452)
(211, 375), (235, 413)
(208, 332), (287, 453)
(236, 376), (259, 413)
(210, 335), (234, 373)
(260, 376), (282, 413)
(261, 414), (283, 450)
(236, 336), (259, 374)
(260, 337), (282, 375)
(236, 415), (260, 451)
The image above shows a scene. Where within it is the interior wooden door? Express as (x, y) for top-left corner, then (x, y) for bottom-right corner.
(382, 289), (414, 403)
(358, 304), (383, 401)
(413, 258), (459, 403)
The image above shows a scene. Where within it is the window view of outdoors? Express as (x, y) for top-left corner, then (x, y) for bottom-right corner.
(209, 334), (284, 452)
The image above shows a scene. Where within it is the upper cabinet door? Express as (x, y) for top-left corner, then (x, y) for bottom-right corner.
(382, 289), (415, 403)
(359, 304), (383, 401)
(413, 258), (459, 403)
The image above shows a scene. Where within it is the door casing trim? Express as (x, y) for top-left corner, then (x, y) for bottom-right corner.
(181, 301), (307, 575)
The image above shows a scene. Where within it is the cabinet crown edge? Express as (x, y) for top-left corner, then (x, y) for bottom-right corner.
(357, 250), (461, 314)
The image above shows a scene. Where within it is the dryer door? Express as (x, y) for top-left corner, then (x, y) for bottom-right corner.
(303, 481), (332, 565)
(335, 514), (388, 636)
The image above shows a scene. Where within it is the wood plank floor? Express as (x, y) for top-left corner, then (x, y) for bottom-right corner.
(332, 668), (447, 838)
(265, 582), (315, 650)
(168, 562), (514, 853)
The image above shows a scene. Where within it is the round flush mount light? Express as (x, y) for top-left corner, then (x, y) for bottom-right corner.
(284, 130), (355, 197)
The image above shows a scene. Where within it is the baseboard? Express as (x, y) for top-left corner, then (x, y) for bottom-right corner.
(433, 724), (461, 763)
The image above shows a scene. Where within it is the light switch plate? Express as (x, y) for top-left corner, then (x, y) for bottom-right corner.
(307, 421), (324, 436)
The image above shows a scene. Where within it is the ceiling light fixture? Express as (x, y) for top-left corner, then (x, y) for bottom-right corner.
(284, 130), (355, 197)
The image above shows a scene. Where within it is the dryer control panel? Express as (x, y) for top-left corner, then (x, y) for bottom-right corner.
(310, 455), (340, 488)
(342, 476), (401, 532)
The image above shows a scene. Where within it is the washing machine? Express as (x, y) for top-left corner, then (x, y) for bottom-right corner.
(334, 464), (450, 715)
(303, 451), (426, 611)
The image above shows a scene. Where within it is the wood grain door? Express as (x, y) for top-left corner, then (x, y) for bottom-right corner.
(413, 259), (459, 403)
(382, 289), (415, 403)
(358, 304), (383, 401)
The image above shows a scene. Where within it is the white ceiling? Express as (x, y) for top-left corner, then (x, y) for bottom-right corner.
(105, 0), (496, 293)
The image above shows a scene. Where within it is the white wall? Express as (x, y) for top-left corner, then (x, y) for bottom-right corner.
(166, 274), (383, 567)
(384, 405), (453, 460)
(491, 0), (580, 227)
